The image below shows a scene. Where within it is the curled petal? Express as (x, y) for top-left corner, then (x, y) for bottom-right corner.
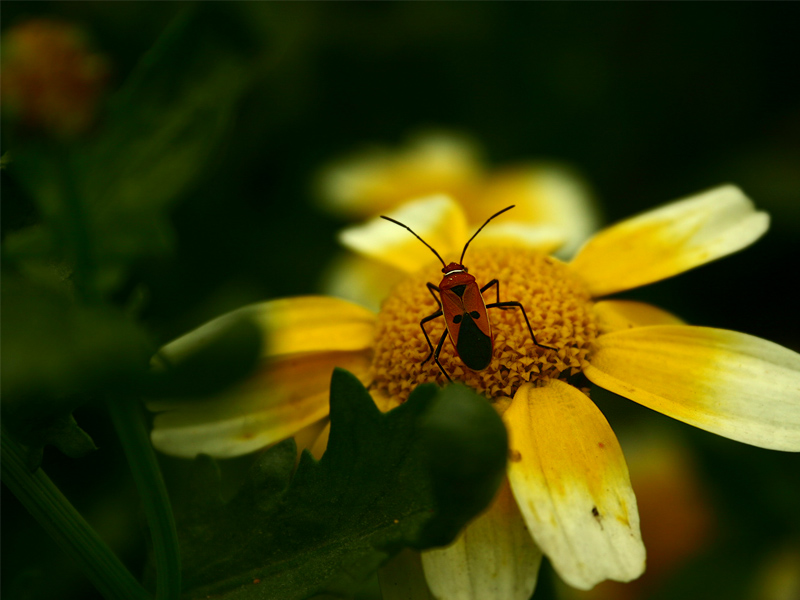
(503, 380), (646, 590)
(569, 185), (769, 297)
(585, 325), (800, 451)
(421, 479), (542, 600)
(339, 195), (469, 272)
(151, 350), (371, 458)
(156, 296), (375, 364)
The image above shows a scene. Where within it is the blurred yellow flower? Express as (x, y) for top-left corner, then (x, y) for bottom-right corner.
(1, 18), (109, 138)
(151, 185), (800, 599)
(317, 133), (600, 310)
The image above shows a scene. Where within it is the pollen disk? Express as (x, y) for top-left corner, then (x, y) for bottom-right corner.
(370, 247), (598, 404)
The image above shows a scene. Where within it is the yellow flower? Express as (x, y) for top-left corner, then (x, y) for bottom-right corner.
(317, 132), (599, 310)
(151, 185), (800, 598)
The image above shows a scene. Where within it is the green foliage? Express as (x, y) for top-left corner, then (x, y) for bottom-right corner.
(175, 370), (507, 600)
(418, 383), (509, 546)
(4, 7), (252, 299)
(2, 6), (259, 599)
(2, 5), (255, 463)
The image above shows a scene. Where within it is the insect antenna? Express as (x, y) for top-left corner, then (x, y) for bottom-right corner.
(460, 205), (515, 264)
(380, 215), (447, 268)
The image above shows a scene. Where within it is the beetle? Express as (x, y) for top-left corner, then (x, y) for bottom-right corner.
(380, 205), (556, 381)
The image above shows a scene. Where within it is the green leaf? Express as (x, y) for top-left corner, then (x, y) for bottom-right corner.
(1, 273), (152, 401)
(1, 432), (152, 600)
(175, 369), (508, 600)
(418, 383), (509, 546)
(1, 272), (151, 465)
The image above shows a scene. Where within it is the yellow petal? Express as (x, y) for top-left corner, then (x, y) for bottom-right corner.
(585, 325), (800, 451)
(593, 300), (684, 334)
(156, 296), (376, 362)
(308, 421), (331, 460)
(339, 194), (469, 273)
(503, 380), (645, 590)
(294, 418), (329, 460)
(262, 296), (376, 356)
(150, 350), (371, 458)
(379, 549), (436, 600)
(369, 387), (405, 413)
(477, 165), (599, 257)
(421, 479), (542, 600)
(321, 251), (406, 313)
(569, 185), (769, 297)
(317, 132), (483, 218)
(467, 222), (564, 256)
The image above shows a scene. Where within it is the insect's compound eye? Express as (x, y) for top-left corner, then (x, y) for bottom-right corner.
(470, 311), (480, 319)
(452, 314), (463, 324)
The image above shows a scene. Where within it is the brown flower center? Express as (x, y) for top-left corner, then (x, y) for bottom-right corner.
(370, 247), (598, 404)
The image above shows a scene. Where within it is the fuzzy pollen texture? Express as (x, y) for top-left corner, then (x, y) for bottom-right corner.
(370, 247), (598, 404)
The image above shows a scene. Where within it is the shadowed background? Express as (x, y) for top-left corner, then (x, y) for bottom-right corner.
(2, 3), (799, 600)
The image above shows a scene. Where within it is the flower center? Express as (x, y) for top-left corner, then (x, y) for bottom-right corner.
(370, 247), (598, 404)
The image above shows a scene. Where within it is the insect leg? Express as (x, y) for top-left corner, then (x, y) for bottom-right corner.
(432, 327), (452, 382)
(426, 282), (443, 309)
(421, 282), (452, 379)
(420, 309), (444, 364)
(480, 279), (510, 309)
(486, 300), (558, 351)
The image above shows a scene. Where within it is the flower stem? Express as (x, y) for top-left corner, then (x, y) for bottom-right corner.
(108, 396), (182, 600)
(1, 431), (151, 600)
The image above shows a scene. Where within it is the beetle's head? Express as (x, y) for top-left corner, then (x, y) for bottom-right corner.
(442, 262), (467, 275)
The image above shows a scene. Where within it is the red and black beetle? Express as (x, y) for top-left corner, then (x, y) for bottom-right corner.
(381, 205), (556, 381)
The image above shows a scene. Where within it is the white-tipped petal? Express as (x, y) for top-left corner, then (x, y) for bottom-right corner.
(339, 195), (469, 272)
(421, 479), (542, 600)
(585, 325), (800, 451)
(503, 380), (646, 590)
(570, 185), (769, 297)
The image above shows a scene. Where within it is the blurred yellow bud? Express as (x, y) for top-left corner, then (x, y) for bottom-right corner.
(1, 18), (109, 138)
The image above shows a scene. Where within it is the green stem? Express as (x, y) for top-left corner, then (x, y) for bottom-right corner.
(53, 143), (100, 305)
(108, 396), (181, 600)
(1, 432), (151, 600)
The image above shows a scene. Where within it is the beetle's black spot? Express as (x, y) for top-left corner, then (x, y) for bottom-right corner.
(592, 506), (600, 518)
(452, 314), (462, 324)
(470, 311), (480, 319)
(455, 313), (492, 370)
(450, 284), (467, 297)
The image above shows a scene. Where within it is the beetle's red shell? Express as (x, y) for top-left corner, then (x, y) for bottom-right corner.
(438, 263), (492, 368)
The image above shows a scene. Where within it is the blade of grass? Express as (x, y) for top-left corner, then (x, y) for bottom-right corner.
(108, 396), (181, 600)
(1, 430), (151, 600)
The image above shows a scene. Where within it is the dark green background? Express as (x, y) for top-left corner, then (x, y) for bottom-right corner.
(3, 3), (799, 600)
